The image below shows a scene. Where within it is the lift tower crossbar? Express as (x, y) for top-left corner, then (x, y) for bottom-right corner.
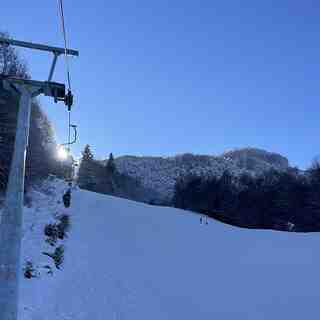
(0, 37), (79, 56)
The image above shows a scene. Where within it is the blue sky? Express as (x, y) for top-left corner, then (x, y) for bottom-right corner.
(1, 1), (320, 168)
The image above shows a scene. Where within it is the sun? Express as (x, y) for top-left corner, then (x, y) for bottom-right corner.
(57, 146), (68, 160)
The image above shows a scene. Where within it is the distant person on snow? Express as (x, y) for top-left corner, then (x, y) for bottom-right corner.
(200, 215), (208, 225)
(63, 189), (71, 208)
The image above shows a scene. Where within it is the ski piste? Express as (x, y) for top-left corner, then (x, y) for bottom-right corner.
(19, 178), (319, 320)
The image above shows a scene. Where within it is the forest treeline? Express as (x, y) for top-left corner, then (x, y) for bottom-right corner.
(173, 164), (320, 232)
(77, 145), (157, 203)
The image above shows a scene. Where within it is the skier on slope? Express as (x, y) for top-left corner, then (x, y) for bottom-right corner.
(200, 215), (208, 225)
(63, 188), (71, 208)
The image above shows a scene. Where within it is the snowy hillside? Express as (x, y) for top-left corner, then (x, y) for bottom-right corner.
(20, 178), (319, 320)
(115, 148), (289, 200)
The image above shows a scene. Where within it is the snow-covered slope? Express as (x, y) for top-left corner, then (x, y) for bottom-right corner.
(19, 179), (319, 319)
(115, 148), (289, 201)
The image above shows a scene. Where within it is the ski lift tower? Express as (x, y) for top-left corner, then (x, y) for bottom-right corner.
(0, 37), (78, 320)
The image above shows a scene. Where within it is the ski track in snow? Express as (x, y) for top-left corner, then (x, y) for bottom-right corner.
(18, 179), (320, 319)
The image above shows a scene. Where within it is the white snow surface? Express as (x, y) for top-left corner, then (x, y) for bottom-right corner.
(19, 178), (319, 319)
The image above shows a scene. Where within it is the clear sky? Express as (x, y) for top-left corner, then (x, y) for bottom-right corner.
(1, 1), (320, 168)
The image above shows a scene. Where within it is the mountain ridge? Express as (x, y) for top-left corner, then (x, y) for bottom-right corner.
(111, 148), (290, 201)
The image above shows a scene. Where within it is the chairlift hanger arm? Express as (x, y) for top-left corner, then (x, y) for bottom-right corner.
(61, 124), (77, 146)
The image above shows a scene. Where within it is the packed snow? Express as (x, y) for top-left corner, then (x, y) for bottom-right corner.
(18, 178), (319, 319)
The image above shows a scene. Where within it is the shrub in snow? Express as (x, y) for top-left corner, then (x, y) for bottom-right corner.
(44, 223), (58, 246)
(42, 245), (65, 270)
(44, 214), (71, 244)
(24, 261), (38, 279)
(53, 246), (65, 269)
(44, 223), (56, 237)
(42, 265), (53, 276)
(56, 214), (71, 239)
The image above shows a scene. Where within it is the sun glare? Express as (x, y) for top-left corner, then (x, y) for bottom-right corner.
(57, 146), (68, 160)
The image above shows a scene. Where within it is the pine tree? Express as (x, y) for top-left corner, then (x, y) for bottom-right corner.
(82, 145), (94, 162)
(305, 161), (320, 228)
(77, 145), (97, 190)
(106, 153), (116, 174)
(104, 153), (117, 193)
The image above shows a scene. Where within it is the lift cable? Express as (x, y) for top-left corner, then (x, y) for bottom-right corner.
(58, 0), (72, 91)
(57, 0), (73, 152)
(57, 0), (78, 192)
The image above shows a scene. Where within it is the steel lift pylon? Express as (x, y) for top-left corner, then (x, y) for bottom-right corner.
(0, 37), (78, 320)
